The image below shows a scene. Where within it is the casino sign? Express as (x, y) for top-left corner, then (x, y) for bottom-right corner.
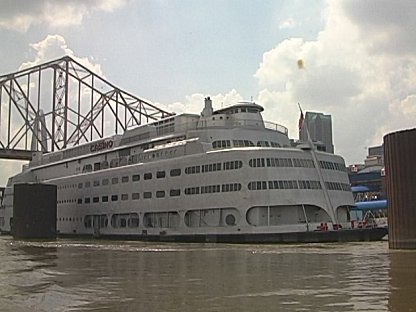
(90, 140), (114, 153)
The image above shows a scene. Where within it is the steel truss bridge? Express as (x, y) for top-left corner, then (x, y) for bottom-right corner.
(0, 56), (174, 160)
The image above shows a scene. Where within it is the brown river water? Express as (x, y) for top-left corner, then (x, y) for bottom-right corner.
(0, 236), (415, 312)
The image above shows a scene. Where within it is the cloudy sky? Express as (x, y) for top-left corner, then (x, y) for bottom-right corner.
(0, 0), (415, 185)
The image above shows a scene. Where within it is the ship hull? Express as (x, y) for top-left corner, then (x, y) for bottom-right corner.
(58, 227), (388, 244)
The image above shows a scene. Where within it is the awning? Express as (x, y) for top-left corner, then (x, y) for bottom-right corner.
(352, 199), (387, 210)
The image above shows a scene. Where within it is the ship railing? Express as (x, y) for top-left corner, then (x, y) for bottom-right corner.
(263, 121), (288, 135)
(194, 118), (288, 135)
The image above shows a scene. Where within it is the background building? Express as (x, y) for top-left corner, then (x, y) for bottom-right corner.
(299, 112), (334, 153)
(348, 144), (385, 198)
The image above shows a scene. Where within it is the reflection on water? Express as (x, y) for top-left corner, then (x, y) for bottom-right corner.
(0, 236), (415, 311)
(389, 250), (416, 312)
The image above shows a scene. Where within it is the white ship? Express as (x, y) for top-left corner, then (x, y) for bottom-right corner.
(0, 97), (387, 242)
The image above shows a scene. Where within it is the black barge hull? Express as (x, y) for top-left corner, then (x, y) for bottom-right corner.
(59, 227), (388, 244)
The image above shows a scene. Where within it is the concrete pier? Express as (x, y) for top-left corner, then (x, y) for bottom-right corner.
(13, 183), (57, 239)
(384, 128), (416, 249)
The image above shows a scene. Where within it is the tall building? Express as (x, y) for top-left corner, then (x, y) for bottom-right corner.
(299, 111), (334, 153)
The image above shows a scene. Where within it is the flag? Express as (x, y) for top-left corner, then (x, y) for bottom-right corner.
(298, 109), (304, 130)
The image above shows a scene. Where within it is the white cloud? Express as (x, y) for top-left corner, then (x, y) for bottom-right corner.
(340, 0), (416, 56)
(163, 89), (244, 115)
(0, 0), (126, 32)
(253, 0), (416, 164)
(279, 17), (297, 29)
(20, 34), (104, 76)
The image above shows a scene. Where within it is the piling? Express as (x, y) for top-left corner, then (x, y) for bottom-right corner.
(12, 183), (57, 239)
(384, 128), (416, 249)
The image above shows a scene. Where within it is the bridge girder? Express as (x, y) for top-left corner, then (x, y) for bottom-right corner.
(0, 56), (174, 160)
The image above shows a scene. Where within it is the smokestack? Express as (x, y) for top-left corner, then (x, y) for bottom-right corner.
(201, 96), (213, 117)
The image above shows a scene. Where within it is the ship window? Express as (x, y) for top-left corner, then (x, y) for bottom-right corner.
(144, 192), (152, 199)
(213, 140), (231, 149)
(119, 218), (127, 228)
(102, 196), (109, 202)
(78, 183), (83, 189)
(101, 160), (109, 169)
(201, 185), (221, 194)
(225, 214), (236, 226)
(157, 171), (166, 179)
(119, 157), (128, 166)
(111, 195), (118, 201)
(132, 174), (140, 182)
(241, 108), (247, 112)
(144, 173), (152, 180)
(128, 215), (140, 228)
(84, 216), (92, 228)
(224, 160), (242, 170)
(185, 187), (200, 195)
(85, 181), (91, 188)
(185, 165), (200, 174)
(221, 183), (242, 192)
(121, 194), (128, 201)
(112, 177), (119, 184)
(102, 178), (109, 185)
(93, 197), (99, 203)
(170, 189), (181, 197)
(110, 159), (119, 168)
(93, 180), (100, 187)
(94, 162), (101, 171)
(170, 168), (181, 177)
(249, 158), (265, 168)
(121, 176), (129, 183)
(85, 197), (91, 204)
(77, 198), (82, 204)
(100, 215), (108, 228)
(248, 181), (267, 191)
(156, 190), (165, 198)
(82, 164), (92, 173)
(132, 193), (140, 200)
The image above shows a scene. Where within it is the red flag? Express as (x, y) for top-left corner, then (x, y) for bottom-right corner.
(298, 110), (304, 130)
